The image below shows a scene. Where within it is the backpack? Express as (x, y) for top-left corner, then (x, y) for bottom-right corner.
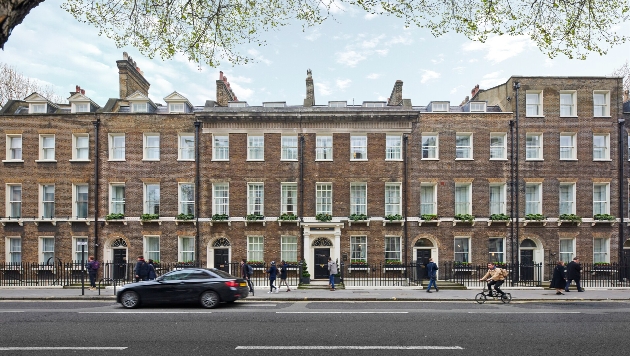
(501, 268), (509, 278)
(92, 260), (100, 270)
(247, 264), (253, 276)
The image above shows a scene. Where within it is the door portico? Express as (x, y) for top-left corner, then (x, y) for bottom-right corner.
(302, 222), (343, 279)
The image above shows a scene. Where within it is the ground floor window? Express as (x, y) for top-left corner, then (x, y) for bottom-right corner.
(248, 236), (264, 263)
(454, 237), (470, 263)
(281, 236), (297, 263)
(488, 238), (504, 263)
(385, 236), (401, 262)
(178, 236), (194, 262)
(145, 236), (160, 262)
(351, 236), (367, 263)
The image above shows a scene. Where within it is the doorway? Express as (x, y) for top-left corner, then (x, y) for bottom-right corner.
(314, 248), (330, 279)
(113, 249), (127, 280)
(520, 249), (535, 281)
(214, 249), (229, 272)
(416, 249), (431, 279)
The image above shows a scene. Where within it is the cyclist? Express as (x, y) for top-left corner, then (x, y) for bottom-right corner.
(479, 262), (507, 297)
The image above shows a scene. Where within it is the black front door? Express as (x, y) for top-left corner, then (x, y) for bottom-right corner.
(214, 249), (229, 272)
(520, 250), (534, 281)
(416, 249), (431, 279)
(113, 249), (127, 280)
(314, 248), (330, 279)
(623, 250), (630, 280)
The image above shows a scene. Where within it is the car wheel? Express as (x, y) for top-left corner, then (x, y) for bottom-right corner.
(200, 290), (220, 308)
(120, 291), (140, 309)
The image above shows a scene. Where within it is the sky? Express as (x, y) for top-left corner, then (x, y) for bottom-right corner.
(1, 1), (629, 108)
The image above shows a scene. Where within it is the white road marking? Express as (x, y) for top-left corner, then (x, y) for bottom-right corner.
(468, 311), (581, 314)
(236, 346), (463, 350)
(0, 347), (127, 350)
(276, 311), (408, 314)
(241, 304), (277, 307)
(78, 311), (212, 314)
(0, 311), (23, 313)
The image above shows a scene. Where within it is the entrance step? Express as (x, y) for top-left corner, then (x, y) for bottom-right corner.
(426, 281), (467, 290)
(299, 279), (344, 290)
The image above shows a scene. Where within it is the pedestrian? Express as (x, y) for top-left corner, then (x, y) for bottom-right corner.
(565, 256), (584, 292)
(134, 255), (149, 282)
(147, 259), (157, 280)
(550, 260), (566, 295)
(327, 257), (338, 291)
(86, 256), (99, 291)
(278, 260), (291, 292)
(241, 259), (254, 295)
(267, 261), (279, 293)
(425, 258), (439, 293)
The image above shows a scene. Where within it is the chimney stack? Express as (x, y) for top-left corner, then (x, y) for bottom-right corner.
(387, 80), (403, 106)
(216, 71), (238, 106)
(116, 52), (150, 99)
(303, 69), (315, 107)
(471, 84), (480, 98)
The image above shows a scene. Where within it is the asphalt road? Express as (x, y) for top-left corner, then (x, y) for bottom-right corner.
(1, 300), (629, 355)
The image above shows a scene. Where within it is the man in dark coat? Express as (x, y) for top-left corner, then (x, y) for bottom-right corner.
(134, 255), (149, 282)
(550, 260), (566, 295)
(425, 258), (439, 293)
(565, 256), (584, 292)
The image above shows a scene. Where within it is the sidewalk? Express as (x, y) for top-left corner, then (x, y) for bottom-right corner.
(1, 286), (628, 302)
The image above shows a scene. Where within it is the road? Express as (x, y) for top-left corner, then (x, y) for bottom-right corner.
(1, 300), (629, 355)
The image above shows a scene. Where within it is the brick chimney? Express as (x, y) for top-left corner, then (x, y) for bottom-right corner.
(471, 84), (480, 98)
(303, 69), (315, 107)
(116, 52), (150, 99)
(216, 71), (238, 106)
(387, 80), (403, 106)
(70, 85), (85, 97)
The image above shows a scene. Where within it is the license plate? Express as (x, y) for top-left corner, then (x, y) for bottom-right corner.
(240, 282), (247, 287)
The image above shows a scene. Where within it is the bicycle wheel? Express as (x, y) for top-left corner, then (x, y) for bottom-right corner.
(501, 293), (512, 304)
(475, 293), (487, 304)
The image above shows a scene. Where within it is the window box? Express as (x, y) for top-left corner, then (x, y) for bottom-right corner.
(419, 214), (440, 226)
(244, 214), (265, 226)
(316, 213), (333, 222)
(453, 214), (475, 226)
(592, 214), (616, 226)
(210, 214), (231, 226)
(383, 214), (404, 226)
(140, 214), (161, 225)
(278, 213), (299, 226)
(453, 263), (474, 272)
(347, 214), (369, 226)
(488, 214), (510, 226)
(384, 260), (403, 270)
(175, 213), (196, 225)
(523, 214), (547, 226)
(557, 214), (582, 226)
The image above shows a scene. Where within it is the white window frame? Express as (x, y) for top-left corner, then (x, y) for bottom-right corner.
(559, 238), (575, 263)
(143, 133), (160, 161)
(489, 133), (506, 160)
(385, 183), (402, 216)
(213, 135), (229, 161)
(385, 236), (402, 262)
(489, 183), (506, 215)
(525, 183), (542, 215)
(72, 237), (88, 263)
(39, 236), (55, 264)
(281, 183), (298, 215)
(247, 135), (264, 161)
(593, 133), (610, 161)
(350, 183), (367, 216)
(559, 133), (576, 160)
(593, 91), (610, 117)
(109, 184), (125, 215)
(420, 183), (437, 216)
(247, 236), (264, 262)
(178, 236), (195, 262)
(247, 183), (264, 216)
(386, 135), (402, 161)
(30, 103), (46, 114)
(431, 102), (449, 112)
(350, 135), (367, 160)
(178, 134), (194, 161)
(316, 183), (333, 215)
(6, 237), (21, 263)
(593, 238), (609, 263)
(108, 134), (125, 161)
(559, 90), (577, 117)
(455, 133), (473, 160)
(6, 184), (22, 218)
(454, 237), (470, 263)
(593, 183), (610, 215)
(525, 90), (543, 117)
(5, 134), (23, 161)
(213, 183), (229, 216)
(71, 133), (90, 161)
(72, 102), (90, 113)
(488, 238), (505, 263)
(281, 136), (298, 161)
(73, 184), (88, 219)
(421, 134), (438, 160)
(144, 183), (160, 215)
(131, 102), (148, 113)
(454, 183), (472, 215)
(178, 183), (195, 216)
(526, 133), (543, 160)
(281, 235), (298, 263)
(38, 134), (55, 161)
(144, 235), (161, 262)
(350, 236), (367, 263)
(316, 135), (333, 161)
(169, 103), (185, 113)
(40, 184), (55, 218)
(470, 102), (486, 112)
(559, 183), (576, 215)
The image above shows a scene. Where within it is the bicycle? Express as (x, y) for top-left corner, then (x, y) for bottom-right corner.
(475, 286), (512, 304)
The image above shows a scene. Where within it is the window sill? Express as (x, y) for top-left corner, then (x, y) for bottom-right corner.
(209, 219), (231, 226)
(559, 159), (578, 161)
(280, 159), (299, 162)
(34, 219), (57, 226)
(2, 159), (24, 163)
(211, 159), (229, 162)
(0, 218), (24, 226)
(525, 116), (545, 118)
(108, 159), (126, 162)
(105, 219), (128, 225)
(67, 218), (90, 225)
(560, 116), (579, 118)
(140, 219), (162, 225)
(141, 159), (161, 162)
(593, 159), (612, 162)
(525, 159), (544, 161)
(522, 219), (547, 226)
(315, 159), (333, 162)
(593, 116), (612, 118)
(35, 160), (57, 163)
(487, 219), (510, 226)
(69, 159), (91, 162)
(383, 219), (404, 226)
(454, 158), (474, 161)
(489, 158), (508, 161)
(385, 159), (403, 162)
(176, 159), (195, 162)
(246, 159), (265, 162)
(350, 159), (368, 161)
(421, 158), (439, 161)
(418, 219), (440, 226)
(175, 219), (196, 225)
(348, 267), (369, 271)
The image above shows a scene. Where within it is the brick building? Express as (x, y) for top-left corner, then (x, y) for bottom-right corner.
(1, 54), (629, 280)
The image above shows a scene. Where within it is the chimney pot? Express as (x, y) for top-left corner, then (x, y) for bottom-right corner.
(81, 89), (85, 95)
(219, 71), (224, 80)
(76, 85), (81, 93)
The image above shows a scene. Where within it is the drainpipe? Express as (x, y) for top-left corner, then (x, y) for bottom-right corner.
(299, 134), (305, 260)
(403, 134), (408, 266)
(513, 81), (520, 284)
(509, 119), (514, 269)
(92, 118), (100, 261)
(195, 121), (201, 266)
(618, 118), (625, 270)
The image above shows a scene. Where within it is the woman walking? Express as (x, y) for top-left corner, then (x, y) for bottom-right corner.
(550, 260), (566, 295)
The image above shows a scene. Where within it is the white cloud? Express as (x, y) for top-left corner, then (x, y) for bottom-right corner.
(364, 13), (378, 20)
(315, 82), (332, 96)
(336, 50), (367, 67)
(247, 49), (272, 66)
(336, 79), (352, 90)
(450, 85), (464, 94)
(366, 73), (381, 79)
(389, 35), (413, 46)
(305, 29), (321, 41)
(420, 70), (441, 83)
(431, 54), (444, 64)
(462, 35), (533, 63)
(478, 71), (507, 89)
(328, 0), (346, 14)
(361, 35), (385, 49)
(452, 66), (465, 74)
(375, 49), (389, 56)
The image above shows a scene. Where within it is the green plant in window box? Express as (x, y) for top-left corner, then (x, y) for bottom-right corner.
(140, 213), (159, 221)
(385, 259), (402, 266)
(454, 213), (475, 222)
(350, 259), (367, 266)
(211, 214), (229, 221)
(490, 213), (510, 221)
(594, 213), (615, 221)
(278, 213), (298, 221)
(420, 214), (438, 221)
(176, 213), (194, 220)
(525, 213), (545, 221)
(385, 214), (403, 221)
(349, 213), (368, 221)
(559, 214), (581, 222)
(454, 261), (472, 268)
(315, 213), (332, 222)
(246, 214), (264, 221)
(105, 213), (124, 220)
(247, 260), (264, 267)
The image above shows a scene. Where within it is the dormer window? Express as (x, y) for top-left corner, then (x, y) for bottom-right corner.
(132, 102), (148, 113)
(30, 104), (46, 114)
(329, 101), (347, 107)
(363, 102), (386, 107)
(470, 102), (486, 112)
(228, 102), (248, 107)
(169, 103), (185, 113)
(73, 103), (90, 113)
(263, 102), (286, 107)
(432, 102), (449, 112)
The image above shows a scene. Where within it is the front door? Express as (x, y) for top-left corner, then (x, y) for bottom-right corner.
(113, 249), (127, 280)
(214, 249), (229, 272)
(520, 250), (534, 281)
(416, 249), (431, 280)
(623, 250), (630, 280)
(314, 248), (330, 279)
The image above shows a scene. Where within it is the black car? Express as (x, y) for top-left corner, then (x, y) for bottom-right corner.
(116, 268), (249, 309)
